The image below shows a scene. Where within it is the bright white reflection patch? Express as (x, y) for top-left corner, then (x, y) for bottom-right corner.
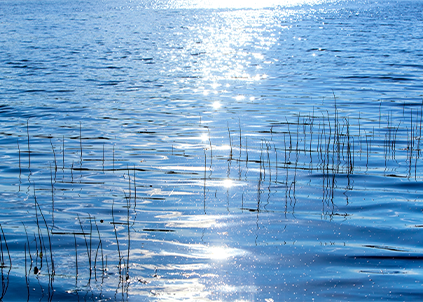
(200, 132), (209, 142)
(222, 178), (233, 188)
(212, 101), (221, 110)
(208, 246), (231, 260)
(167, 0), (329, 9)
(215, 144), (231, 151)
(201, 245), (246, 260)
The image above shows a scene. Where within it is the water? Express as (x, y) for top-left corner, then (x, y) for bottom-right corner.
(1, 0), (423, 300)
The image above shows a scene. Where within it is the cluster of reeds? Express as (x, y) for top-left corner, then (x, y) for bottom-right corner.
(201, 100), (423, 216)
(3, 98), (423, 299)
(11, 121), (145, 301)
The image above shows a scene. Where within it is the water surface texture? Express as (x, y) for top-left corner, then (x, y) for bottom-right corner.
(1, 0), (423, 300)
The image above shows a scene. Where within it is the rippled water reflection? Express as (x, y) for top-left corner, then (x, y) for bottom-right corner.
(1, 0), (423, 300)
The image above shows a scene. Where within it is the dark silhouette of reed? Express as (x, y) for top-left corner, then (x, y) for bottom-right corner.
(3, 98), (423, 300)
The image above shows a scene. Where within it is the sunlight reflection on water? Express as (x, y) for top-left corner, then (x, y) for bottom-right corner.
(211, 101), (222, 110)
(192, 244), (247, 260)
(1, 0), (423, 300)
(222, 178), (233, 188)
(160, 0), (334, 9)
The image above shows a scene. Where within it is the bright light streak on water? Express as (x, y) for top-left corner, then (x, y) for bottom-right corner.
(1, 0), (423, 300)
(205, 245), (245, 260)
(212, 101), (222, 110)
(199, 132), (209, 142)
(222, 178), (234, 188)
(158, 0), (337, 9)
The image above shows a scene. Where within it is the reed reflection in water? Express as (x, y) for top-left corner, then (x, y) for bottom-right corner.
(1, 0), (423, 299)
(0, 100), (422, 300)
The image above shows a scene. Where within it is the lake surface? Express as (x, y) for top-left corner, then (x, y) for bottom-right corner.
(1, 0), (423, 300)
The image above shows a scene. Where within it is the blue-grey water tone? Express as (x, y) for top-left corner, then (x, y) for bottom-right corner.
(1, 0), (423, 300)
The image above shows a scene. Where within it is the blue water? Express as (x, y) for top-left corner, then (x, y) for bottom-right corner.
(1, 0), (423, 300)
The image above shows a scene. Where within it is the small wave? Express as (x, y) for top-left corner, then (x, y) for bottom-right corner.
(352, 255), (423, 260)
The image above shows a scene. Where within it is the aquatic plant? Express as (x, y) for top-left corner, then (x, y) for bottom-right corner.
(1, 98), (423, 300)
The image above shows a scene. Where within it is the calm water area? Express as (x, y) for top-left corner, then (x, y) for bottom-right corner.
(1, 0), (423, 300)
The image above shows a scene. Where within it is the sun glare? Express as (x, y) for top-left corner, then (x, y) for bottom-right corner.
(170, 0), (325, 9)
(208, 246), (230, 260)
(222, 178), (233, 188)
(200, 132), (209, 142)
(212, 101), (222, 110)
(204, 245), (247, 260)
